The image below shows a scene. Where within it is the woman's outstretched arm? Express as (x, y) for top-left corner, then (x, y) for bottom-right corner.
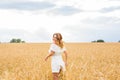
(64, 51), (68, 66)
(45, 51), (55, 61)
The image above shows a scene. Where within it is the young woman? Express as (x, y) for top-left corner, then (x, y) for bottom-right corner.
(45, 33), (68, 80)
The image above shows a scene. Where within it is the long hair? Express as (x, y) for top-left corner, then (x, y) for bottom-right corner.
(53, 33), (64, 48)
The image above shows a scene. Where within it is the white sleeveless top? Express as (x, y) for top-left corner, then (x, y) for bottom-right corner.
(49, 43), (66, 72)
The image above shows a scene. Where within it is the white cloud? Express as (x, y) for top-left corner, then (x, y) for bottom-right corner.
(62, 18), (120, 42)
(48, 6), (81, 16)
(0, 0), (120, 42)
(0, 1), (55, 11)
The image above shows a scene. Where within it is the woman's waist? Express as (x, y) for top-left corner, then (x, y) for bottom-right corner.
(51, 59), (64, 64)
(51, 56), (63, 62)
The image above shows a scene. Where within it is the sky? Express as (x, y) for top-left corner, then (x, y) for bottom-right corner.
(0, 0), (120, 42)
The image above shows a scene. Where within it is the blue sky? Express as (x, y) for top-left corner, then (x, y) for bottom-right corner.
(0, 0), (120, 42)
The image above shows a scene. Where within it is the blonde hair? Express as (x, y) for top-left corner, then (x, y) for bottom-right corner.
(53, 33), (64, 48)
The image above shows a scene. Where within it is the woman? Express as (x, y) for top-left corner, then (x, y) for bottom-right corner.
(45, 33), (68, 80)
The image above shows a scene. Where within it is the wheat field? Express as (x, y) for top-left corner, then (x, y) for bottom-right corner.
(0, 43), (120, 80)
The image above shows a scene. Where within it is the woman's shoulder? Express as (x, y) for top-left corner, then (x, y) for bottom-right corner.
(50, 43), (57, 47)
(50, 43), (55, 46)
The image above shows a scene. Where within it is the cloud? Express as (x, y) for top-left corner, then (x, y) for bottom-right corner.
(0, 0), (120, 42)
(0, 28), (51, 42)
(50, 6), (81, 16)
(61, 16), (120, 42)
(0, 28), (28, 42)
(108, 0), (120, 1)
(0, 1), (55, 11)
(82, 16), (120, 25)
(62, 26), (120, 42)
(0, 1), (81, 16)
(100, 6), (120, 13)
(32, 28), (51, 42)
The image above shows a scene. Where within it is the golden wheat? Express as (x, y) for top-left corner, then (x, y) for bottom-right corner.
(0, 43), (120, 80)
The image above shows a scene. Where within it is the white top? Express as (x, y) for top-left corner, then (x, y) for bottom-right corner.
(49, 43), (66, 72)
(49, 43), (66, 63)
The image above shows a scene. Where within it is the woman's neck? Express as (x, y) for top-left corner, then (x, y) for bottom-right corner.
(53, 41), (59, 45)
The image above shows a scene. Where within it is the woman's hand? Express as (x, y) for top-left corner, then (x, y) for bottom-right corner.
(65, 61), (67, 67)
(45, 57), (48, 61)
(45, 51), (55, 61)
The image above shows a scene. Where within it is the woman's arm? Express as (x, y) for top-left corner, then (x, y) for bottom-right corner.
(45, 51), (55, 61)
(63, 51), (68, 66)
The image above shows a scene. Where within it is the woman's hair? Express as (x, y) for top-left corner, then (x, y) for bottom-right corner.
(53, 33), (64, 48)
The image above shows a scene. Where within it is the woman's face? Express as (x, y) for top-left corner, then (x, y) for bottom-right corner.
(53, 37), (59, 44)
(53, 37), (57, 41)
(52, 34), (58, 43)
